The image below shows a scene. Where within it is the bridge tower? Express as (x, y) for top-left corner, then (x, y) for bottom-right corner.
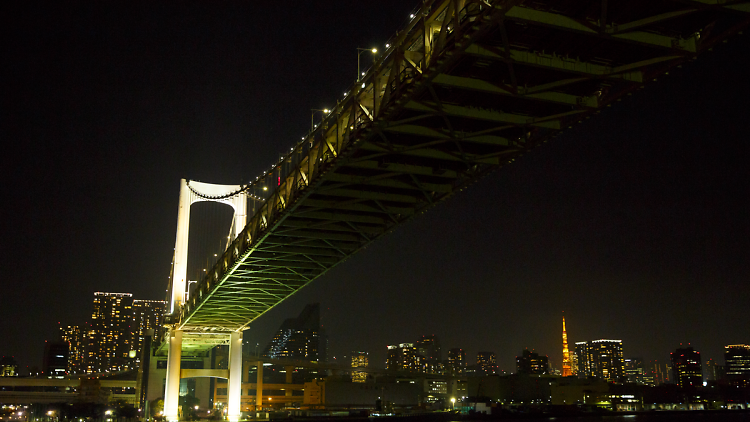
(164, 179), (248, 422)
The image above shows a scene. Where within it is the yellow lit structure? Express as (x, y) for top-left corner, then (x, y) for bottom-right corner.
(562, 315), (572, 377)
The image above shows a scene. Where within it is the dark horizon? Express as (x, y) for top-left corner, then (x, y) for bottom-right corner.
(2, 2), (749, 374)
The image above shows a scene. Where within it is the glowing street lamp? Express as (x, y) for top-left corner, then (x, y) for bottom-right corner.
(357, 47), (378, 82)
(311, 108), (330, 131)
(451, 397), (456, 410)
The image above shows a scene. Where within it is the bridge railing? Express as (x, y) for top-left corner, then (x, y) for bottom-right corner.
(179, 0), (479, 326)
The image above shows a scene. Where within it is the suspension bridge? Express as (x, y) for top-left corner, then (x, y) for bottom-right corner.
(157, 1), (750, 420)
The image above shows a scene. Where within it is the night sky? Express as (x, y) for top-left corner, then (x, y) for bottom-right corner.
(3, 2), (749, 374)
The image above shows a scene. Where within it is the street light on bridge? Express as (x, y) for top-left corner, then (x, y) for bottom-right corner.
(357, 47), (377, 82)
(311, 108), (330, 131)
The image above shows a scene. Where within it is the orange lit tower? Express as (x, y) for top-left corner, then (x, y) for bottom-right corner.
(562, 314), (572, 377)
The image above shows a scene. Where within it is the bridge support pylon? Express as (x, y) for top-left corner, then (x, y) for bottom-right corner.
(227, 331), (243, 422)
(163, 329), (183, 422)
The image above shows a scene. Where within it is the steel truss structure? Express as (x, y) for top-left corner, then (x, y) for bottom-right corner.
(171, 0), (750, 349)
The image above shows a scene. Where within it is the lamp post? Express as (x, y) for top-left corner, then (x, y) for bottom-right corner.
(311, 108), (330, 131)
(357, 47), (377, 81)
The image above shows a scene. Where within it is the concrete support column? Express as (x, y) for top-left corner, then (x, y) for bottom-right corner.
(256, 361), (264, 411)
(163, 329), (183, 422)
(227, 332), (243, 422)
(285, 366), (293, 397)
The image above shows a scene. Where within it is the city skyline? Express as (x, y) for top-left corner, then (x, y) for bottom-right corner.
(3, 2), (749, 374)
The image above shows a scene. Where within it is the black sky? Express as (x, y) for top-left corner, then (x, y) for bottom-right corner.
(2, 2), (749, 373)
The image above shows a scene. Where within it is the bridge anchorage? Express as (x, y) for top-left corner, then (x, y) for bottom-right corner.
(158, 1), (750, 420)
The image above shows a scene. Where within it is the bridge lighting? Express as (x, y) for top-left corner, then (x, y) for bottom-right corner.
(410, 14), (415, 18)
(385, 43), (390, 48)
(263, 186), (268, 191)
(356, 47), (378, 81)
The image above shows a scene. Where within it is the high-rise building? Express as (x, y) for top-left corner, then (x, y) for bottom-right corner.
(386, 343), (419, 372)
(477, 352), (497, 376)
(60, 325), (86, 375)
(448, 348), (466, 375)
(704, 358), (722, 382)
(88, 292), (135, 374)
(416, 335), (441, 362)
(132, 300), (167, 359)
(724, 344), (750, 386)
(516, 350), (549, 375)
(575, 340), (624, 383)
(351, 351), (368, 382)
(671, 346), (702, 388)
(561, 316), (572, 377)
(263, 303), (326, 362)
(43, 341), (69, 378)
(624, 358), (644, 384)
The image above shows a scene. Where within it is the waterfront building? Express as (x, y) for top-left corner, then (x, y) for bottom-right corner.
(624, 358), (644, 384)
(671, 346), (702, 388)
(575, 340), (624, 383)
(386, 343), (419, 372)
(477, 351), (498, 376)
(516, 350), (549, 375)
(88, 292), (135, 374)
(416, 335), (441, 362)
(351, 351), (368, 382)
(725, 344), (750, 386)
(42, 341), (68, 378)
(263, 303), (326, 362)
(1, 357), (17, 377)
(448, 348), (466, 375)
(60, 325), (86, 374)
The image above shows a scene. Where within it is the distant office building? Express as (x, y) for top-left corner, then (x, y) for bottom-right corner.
(671, 346), (702, 388)
(644, 360), (671, 385)
(448, 348), (467, 375)
(351, 351), (368, 383)
(132, 300), (167, 359)
(60, 325), (86, 374)
(575, 340), (624, 383)
(88, 292), (135, 374)
(569, 352), (578, 376)
(477, 352), (498, 376)
(516, 350), (549, 375)
(264, 303), (326, 362)
(725, 344), (750, 386)
(416, 335), (441, 362)
(624, 358), (644, 384)
(704, 358), (721, 382)
(43, 341), (69, 378)
(1, 357), (18, 377)
(386, 343), (419, 372)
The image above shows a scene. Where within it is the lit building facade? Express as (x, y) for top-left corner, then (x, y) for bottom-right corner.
(88, 292), (135, 374)
(263, 303), (326, 362)
(60, 325), (86, 374)
(671, 346), (702, 388)
(516, 350), (549, 375)
(386, 343), (419, 372)
(448, 348), (466, 375)
(1, 357), (18, 377)
(724, 344), (750, 386)
(43, 341), (68, 378)
(477, 352), (498, 376)
(416, 335), (441, 373)
(132, 300), (167, 359)
(351, 351), (368, 382)
(575, 340), (624, 383)
(624, 358), (644, 384)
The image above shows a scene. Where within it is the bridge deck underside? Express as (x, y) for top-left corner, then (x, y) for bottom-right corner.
(172, 0), (749, 351)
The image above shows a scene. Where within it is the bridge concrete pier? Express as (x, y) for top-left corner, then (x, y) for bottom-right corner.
(163, 329), (183, 422)
(227, 331), (243, 422)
